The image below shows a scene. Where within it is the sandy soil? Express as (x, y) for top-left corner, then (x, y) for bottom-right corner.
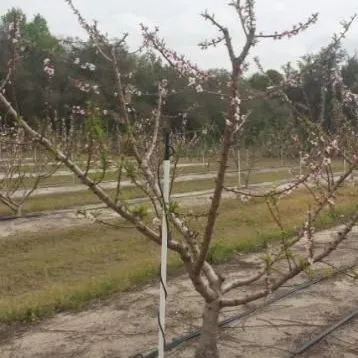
(0, 169), (350, 238)
(298, 307), (358, 357)
(11, 166), (291, 198)
(0, 176), (289, 238)
(0, 226), (358, 358)
(0, 162), (207, 180)
(0, 188), (228, 238)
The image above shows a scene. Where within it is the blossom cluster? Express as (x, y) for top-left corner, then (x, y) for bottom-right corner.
(71, 105), (86, 115)
(302, 219), (315, 264)
(342, 90), (358, 117)
(140, 24), (211, 87)
(73, 58), (96, 71)
(198, 36), (224, 50)
(225, 93), (242, 132)
(43, 58), (55, 78)
(8, 21), (21, 43)
(64, 0), (108, 46)
(257, 13), (319, 40)
(188, 77), (204, 93)
(71, 105), (108, 117)
(72, 79), (100, 94)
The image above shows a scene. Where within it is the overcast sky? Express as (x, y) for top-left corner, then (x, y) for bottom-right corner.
(1, 0), (357, 72)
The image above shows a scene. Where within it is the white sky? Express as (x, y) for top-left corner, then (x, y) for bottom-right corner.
(1, 0), (357, 72)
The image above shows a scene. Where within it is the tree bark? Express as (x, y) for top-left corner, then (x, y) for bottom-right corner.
(16, 204), (23, 218)
(195, 301), (221, 358)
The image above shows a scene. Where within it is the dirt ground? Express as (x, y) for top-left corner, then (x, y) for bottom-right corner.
(300, 317), (358, 358)
(0, 225), (358, 358)
(0, 175), (289, 238)
(12, 166), (290, 198)
(2, 170), (348, 239)
(0, 188), (230, 238)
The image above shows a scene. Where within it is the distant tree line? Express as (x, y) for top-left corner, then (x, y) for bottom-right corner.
(0, 8), (357, 156)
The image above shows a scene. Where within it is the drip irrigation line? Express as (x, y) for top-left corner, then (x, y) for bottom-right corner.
(0, 171), (294, 223)
(0, 205), (107, 222)
(0, 211), (59, 221)
(134, 261), (357, 358)
(290, 307), (358, 357)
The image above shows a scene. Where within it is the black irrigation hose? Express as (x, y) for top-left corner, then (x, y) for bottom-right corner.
(0, 212), (52, 221)
(135, 262), (357, 358)
(0, 165), (298, 223)
(291, 307), (358, 357)
(0, 205), (104, 222)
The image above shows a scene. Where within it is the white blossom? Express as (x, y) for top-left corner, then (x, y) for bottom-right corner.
(88, 63), (96, 71)
(92, 84), (100, 94)
(231, 96), (241, 106)
(188, 77), (196, 87)
(152, 217), (161, 228)
(195, 84), (203, 93)
(239, 194), (250, 203)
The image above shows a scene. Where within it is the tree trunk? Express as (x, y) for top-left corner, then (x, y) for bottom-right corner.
(16, 204), (23, 218)
(195, 301), (221, 358)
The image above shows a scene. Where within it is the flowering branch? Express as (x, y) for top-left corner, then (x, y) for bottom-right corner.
(200, 11), (236, 63)
(256, 13), (319, 39)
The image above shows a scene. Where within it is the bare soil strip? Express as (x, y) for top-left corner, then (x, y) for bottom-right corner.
(0, 226), (358, 358)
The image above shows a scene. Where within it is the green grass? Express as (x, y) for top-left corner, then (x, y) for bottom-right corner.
(14, 164), (218, 188)
(6, 157), (287, 189)
(0, 169), (290, 216)
(0, 182), (357, 324)
(205, 189), (356, 263)
(5, 157), (346, 191)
